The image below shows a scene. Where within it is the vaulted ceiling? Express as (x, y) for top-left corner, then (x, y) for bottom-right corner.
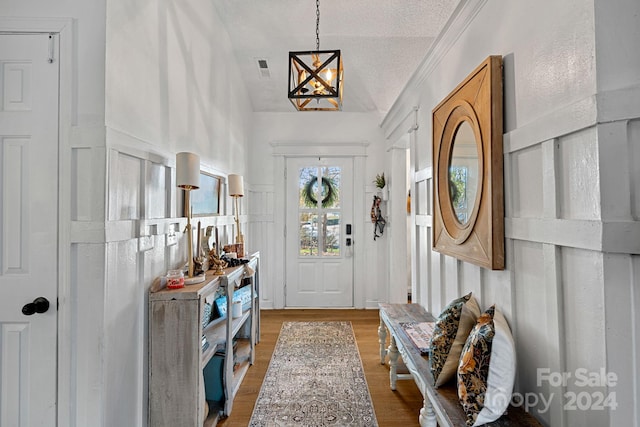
(213, 0), (459, 114)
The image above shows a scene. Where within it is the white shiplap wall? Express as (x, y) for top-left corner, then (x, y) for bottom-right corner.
(382, 1), (640, 426)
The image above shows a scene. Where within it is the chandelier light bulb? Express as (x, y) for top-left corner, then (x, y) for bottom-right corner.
(324, 69), (333, 82)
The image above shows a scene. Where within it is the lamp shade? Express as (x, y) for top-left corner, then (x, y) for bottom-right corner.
(228, 174), (244, 197)
(176, 152), (200, 189)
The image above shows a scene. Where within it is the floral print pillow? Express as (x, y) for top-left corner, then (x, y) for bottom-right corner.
(429, 292), (480, 387)
(457, 305), (516, 427)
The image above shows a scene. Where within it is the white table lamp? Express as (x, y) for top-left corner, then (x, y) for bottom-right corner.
(228, 174), (245, 250)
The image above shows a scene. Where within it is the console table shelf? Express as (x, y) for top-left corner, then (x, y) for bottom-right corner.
(149, 252), (260, 427)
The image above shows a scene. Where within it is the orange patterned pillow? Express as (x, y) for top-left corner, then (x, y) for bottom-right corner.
(457, 305), (516, 426)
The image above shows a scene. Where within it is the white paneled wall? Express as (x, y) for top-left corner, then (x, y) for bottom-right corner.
(70, 136), (243, 425)
(248, 184), (275, 308)
(382, 1), (640, 426)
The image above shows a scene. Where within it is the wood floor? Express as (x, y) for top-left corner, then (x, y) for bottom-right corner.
(218, 309), (423, 427)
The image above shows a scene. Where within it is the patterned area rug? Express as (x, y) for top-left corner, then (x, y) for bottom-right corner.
(249, 321), (378, 427)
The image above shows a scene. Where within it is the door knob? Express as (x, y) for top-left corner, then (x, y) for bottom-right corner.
(22, 297), (50, 316)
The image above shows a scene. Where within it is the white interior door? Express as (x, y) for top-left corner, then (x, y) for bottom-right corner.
(0, 33), (59, 426)
(285, 157), (354, 307)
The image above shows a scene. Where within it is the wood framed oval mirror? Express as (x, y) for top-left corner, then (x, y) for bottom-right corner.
(432, 56), (504, 270)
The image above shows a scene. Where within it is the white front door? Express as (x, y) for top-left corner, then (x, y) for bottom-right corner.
(0, 33), (59, 426)
(285, 157), (354, 307)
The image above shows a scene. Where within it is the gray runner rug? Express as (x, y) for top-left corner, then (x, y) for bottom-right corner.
(249, 321), (378, 427)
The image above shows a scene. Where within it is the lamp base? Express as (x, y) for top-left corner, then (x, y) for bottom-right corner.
(184, 274), (206, 285)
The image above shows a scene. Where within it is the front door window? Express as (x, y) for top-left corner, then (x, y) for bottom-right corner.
(297, 166), (342, 257)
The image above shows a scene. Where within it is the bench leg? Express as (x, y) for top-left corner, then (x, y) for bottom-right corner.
(419, 398), (437, 427)
(388, 336), (400, 390)
(378, 319), (387, 364)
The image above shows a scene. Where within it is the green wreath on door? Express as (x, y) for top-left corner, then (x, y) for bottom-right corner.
(302, 175), (338, 208)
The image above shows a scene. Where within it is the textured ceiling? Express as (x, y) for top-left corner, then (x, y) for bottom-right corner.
(213, 0), (459, 114)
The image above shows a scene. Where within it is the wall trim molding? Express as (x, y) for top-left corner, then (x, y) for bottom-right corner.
(504, 96), (598, 154)
(0, 16), (73, 32)
(414, 216), (640, 255)
(499, 86), (640, 155)
(506, 218), (640, 254)
(597, 85), (640, 123)
(415, 167), (432, 183)
(415, 214), (432, 228)
(70, 216), (239, 244)
(270, 140), (370, 157)
(384, 106), (420, 145)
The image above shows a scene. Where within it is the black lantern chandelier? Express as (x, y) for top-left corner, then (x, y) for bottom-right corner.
(288, 0), (343, 111)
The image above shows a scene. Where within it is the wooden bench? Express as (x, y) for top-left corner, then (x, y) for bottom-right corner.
(378, 303), (543, 427)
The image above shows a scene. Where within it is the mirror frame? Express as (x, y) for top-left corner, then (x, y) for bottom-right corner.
(432, 56), (504, 270)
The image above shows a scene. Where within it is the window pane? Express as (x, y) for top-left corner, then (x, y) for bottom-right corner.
(299, 167), (320, 208)
(322, 212), (340, 256)
(299, 213), (318, 256)
(321, 166), (341, 209)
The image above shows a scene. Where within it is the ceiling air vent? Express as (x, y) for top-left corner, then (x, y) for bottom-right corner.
(256, 58), (271, 79)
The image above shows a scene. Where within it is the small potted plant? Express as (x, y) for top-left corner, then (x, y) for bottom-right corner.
(374, 173), (388, 200)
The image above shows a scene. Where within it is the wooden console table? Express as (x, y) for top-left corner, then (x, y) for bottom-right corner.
(148, 253), (260, 427)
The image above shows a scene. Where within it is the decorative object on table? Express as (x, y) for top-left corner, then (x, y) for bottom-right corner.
(209, 247), (226, 276)
(203, 209), (226, 276)
(231, 300), (242, 318)
(228, 174), (245, 258)
(165, 269), (184, 290)
(222, 243), (245, 260)
(204, 225), (214, 254)
(210, 256), (226, 276)
(193, 221), (208, 273)
(221, 254), (249, 268)
(287, 0), (343, 111)
(432, 55), (504, 270)
(193, 257), (206, 277)
(176, 152), (206, 285)
(213, 285), (252, 321)
(370, 195), (386, 240)
(400, 321), (435, 355)
(249, 322), (378, 426)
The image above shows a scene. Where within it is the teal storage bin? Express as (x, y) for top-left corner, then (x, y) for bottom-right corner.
(203, 354), (225, 403)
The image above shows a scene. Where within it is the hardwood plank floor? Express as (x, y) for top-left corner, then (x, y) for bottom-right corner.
(218, 309), (423, 427)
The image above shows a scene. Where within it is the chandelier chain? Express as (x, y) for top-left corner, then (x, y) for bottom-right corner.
(315, 0), (320, 51)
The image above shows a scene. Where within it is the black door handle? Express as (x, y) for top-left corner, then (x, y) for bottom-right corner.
(22, 297), (50, 316)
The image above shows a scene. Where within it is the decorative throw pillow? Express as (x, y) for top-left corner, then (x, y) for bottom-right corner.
(457, 305), (516, 427)
(429, 292), (481, 387)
